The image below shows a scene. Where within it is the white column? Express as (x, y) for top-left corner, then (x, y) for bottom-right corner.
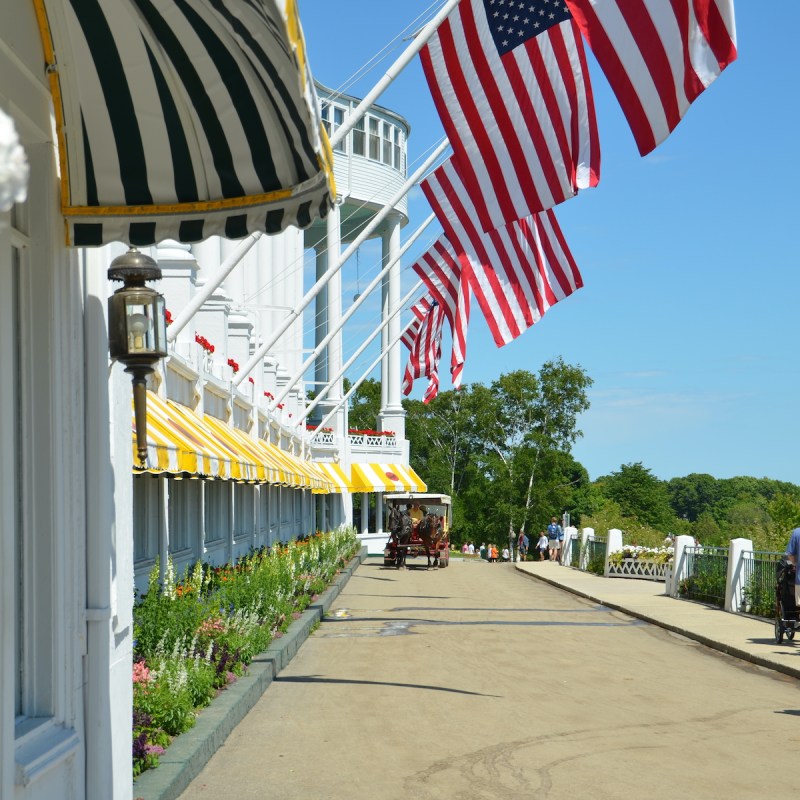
(361, 492), (370, 535)
(671, 535), (695, 598)
(725, 538), (754, 613)
(604, 528), (623, 575)
(325, 208), (345, 436)
(378, 214), (406, 439)
(313, 243), (329, 414)
(581, 527), (593, 571)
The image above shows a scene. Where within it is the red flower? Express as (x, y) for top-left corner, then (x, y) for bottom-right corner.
(227, 358), (240, 374)
(248, 377), (255, 385)
(165, 309), (173, 325)
(264, 391), (274, 400)
(194, 333), (215, 354)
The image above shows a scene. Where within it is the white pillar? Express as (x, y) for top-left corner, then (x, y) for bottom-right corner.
(319, 206), (346, 439)
(671, 535), (695, 598)
(562, 526), (578, 566)
(361, 492), (370, 534)
(378, 214), (406, 440)
(581, 527), (593, 571)
(604, 528), (623, 575)
(725, 538), (754, 613)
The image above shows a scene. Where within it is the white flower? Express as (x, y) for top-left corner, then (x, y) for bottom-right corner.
(0, 108), (29, 212)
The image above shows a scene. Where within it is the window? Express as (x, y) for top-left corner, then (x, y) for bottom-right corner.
(382, 121), (393, 165)
(133, 475), (161, 563)
(168, 479), (200, 553)
(258, 485), (269, 536)
(321, 102), (346, 153)
(352, 117), (365, 156)
(393, 127), (404, 174)
(233, 484), (254, 539)
(204, 481), (230, 543)
(368, 117), (380, 160)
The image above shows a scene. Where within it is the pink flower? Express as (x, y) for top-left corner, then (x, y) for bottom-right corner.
(133, 661), (151, 684)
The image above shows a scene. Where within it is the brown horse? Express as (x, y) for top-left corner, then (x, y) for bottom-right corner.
(417, 514), (445, 569)
(388, 505), (412, 568)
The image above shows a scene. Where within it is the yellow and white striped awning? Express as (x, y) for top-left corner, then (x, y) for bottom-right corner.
(349, 464), (427, 493)
(135, 393), (261, 479)
(315, 462), (354, 493)
(202, 415), (280, 484)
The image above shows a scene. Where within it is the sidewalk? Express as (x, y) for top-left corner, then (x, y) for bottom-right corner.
(514, 560), (800, 681)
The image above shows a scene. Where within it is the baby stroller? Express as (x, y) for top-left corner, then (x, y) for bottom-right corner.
(774, 557), (799, 644)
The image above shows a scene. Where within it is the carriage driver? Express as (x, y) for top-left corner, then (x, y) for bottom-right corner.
(408, 502), (424, 529)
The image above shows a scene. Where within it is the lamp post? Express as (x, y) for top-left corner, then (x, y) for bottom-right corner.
(107, 248), (168, 465)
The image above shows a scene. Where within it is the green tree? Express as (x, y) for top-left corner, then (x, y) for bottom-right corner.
(667, 473), (718, 522)
(766, 493), (800, 551)
(403, 360), (591, 544)
(600, 462), (673, 529)
(347, 378), (382, 432)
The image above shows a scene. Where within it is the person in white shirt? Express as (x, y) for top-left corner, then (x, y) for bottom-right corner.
(502, 547), (510, 562)
(537, 531), (548, 561)
(468, 542), (475, 555)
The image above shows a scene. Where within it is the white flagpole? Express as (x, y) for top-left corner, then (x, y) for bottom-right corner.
(329, 0), (461, 147)
(270, 214), (436, 409)
(313, 319), (417, 435)
(233, 139), (449, 387)
(297, 278), (424, 425)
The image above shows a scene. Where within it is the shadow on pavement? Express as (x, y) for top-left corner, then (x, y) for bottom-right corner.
(274, 674), (500, 697)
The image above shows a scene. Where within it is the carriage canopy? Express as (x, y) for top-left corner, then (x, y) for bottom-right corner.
(384, 493), (452, 532)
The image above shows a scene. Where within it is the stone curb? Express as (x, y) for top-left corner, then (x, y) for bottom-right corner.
(133, 546), (368, 800)
(514, 564), (800, 683)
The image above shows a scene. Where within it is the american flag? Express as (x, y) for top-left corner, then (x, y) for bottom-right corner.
(402, 298), (446, 403)
(420, 0), (600, 233)
(565, 0), (737, 155)
(410, 236), (471, 387)
(421, 158), (582, 347)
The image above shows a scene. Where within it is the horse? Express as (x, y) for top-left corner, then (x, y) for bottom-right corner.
(417, 513), (445, 569)
(387, 504), (412, 569)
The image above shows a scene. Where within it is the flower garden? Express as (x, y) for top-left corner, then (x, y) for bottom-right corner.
(132, 525), (359, 779)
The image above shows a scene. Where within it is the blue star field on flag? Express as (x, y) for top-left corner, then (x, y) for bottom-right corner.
(484, 0), (572, 56)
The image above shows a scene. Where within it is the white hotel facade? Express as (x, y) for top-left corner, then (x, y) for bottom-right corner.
(0, 2), (424, 798)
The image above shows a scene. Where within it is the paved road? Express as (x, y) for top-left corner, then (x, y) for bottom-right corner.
(179, 558), (799, 799)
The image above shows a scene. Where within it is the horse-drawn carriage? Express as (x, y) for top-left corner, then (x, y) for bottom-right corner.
(383, 493), (451, 569)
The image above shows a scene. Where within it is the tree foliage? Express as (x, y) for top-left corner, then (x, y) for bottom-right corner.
(346, 364), (800, 553)
(400, 359), (592, 546)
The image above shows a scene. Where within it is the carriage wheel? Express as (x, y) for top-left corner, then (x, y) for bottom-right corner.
(775, 617), (785, 645)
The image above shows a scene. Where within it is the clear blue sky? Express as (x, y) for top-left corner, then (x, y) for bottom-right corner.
(299, 1), (799, 485)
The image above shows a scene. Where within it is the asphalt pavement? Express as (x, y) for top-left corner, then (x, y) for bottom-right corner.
(514, 558), (800, 680)
(135, 553), (800, 800)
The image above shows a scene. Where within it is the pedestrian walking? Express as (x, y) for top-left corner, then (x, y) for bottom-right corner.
(547, 516), (563, 564)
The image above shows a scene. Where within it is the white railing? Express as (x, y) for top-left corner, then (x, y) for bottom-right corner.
(310, 430), (335, 446)
(606, 559), (668, 581)
(348, 433), (398, 448)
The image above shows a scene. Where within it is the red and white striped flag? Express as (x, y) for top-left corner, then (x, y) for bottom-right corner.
(410, 236), (471, 387)
(421, 158), (583, 348)
(420, 0), (600, 233)
(402, 298), (446, 403)
(565, 0), (737, 156)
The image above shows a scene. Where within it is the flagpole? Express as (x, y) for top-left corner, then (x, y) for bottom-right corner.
(270, 213), (436, 409)
(297, 279), (424, 426)
(233, 139), (449, 388)
(329, 0), (461, 147)
(313, 319), (418, 435)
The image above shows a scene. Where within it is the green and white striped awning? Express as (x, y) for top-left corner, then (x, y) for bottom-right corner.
(35, 0), (335, 246)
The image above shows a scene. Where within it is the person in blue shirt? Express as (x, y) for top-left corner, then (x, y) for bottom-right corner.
(785, 528), (800, 605)
(547, 516), (563, 563)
